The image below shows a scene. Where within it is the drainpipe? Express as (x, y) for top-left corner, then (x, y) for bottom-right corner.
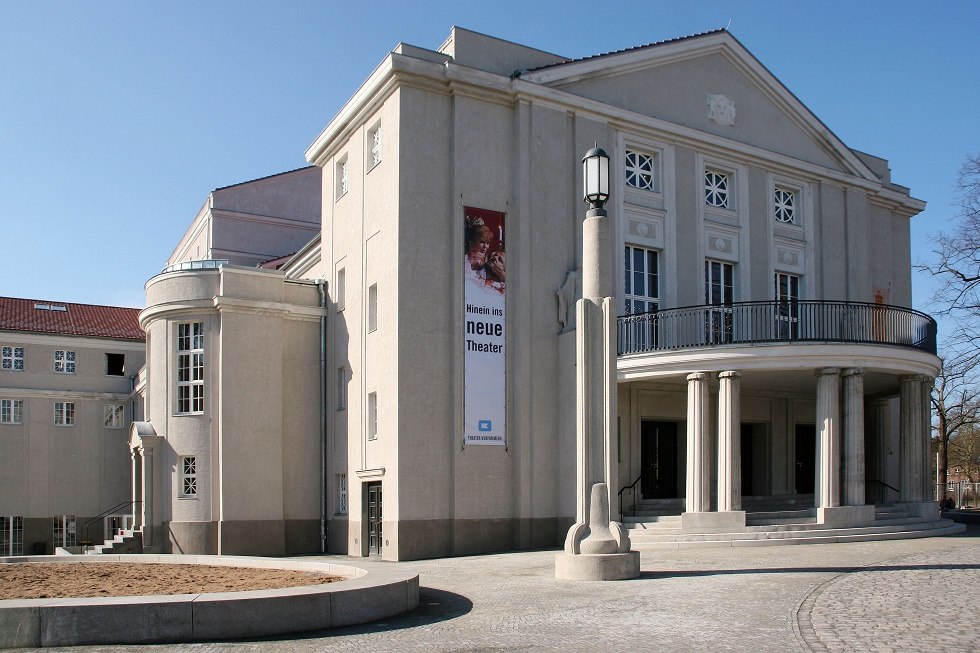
(317, 279), (328, 554)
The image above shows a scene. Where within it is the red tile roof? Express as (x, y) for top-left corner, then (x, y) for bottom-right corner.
(0, 297), (145, 341)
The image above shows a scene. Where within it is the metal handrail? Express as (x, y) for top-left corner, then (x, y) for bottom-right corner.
(867, 478), (900, 495)
(80, 501), (141, 546)
(618, 475), (643, 518)
(618, 300), (937, 356)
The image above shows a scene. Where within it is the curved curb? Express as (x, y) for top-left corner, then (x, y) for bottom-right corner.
(0, 554), (419, 648)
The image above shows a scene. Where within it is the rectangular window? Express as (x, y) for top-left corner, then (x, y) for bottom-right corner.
(336, 267), (346, 311)
(369, 125), (382, 168)
(368, 283), (378, 332)
(53, 514), (76, 548)
(1, 346), (24, 371)
(105, 353), (125, 376)
(0, 516), (24, 556)
(104, 403), (125, 428)
(54, 401), (75, 426)
(625, 149), (656, 191)
(367, 392), (378, 440)
(336, 473), (348, 515)
(54, 350), (76, 374)
(774, 186), (797, 224)
(176, 322), (205, 414)
(623, 245), (660, 352)
(180, 456), (198, 497)
(775, 272), (801, 339)
(705, 260), (734, 343)
(337, 366), (347, 411)
(1, 399), (23, 424)
(336, 157), (349, 199)
(705, 169), (730, 209)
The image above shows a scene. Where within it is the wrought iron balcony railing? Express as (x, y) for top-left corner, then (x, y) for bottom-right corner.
(617, 300), (937, 356)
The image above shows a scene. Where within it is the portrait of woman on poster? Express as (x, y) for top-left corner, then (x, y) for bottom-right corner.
(465, 216), (505, 294)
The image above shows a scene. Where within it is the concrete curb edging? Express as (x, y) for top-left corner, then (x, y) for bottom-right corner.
(0, 554), (419, 648)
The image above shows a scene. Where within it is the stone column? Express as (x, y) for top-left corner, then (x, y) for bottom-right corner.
(686, 372), (711, 513)
(921, 377), (935, 501)
(717, 371), (741, 512)
(815, 368), (841, 509)
(141, 445), (153, 547)
(131, 449), (140, 530)
(899, 375), (925, 503)
(866, 399), (891, 504)
(842, 368), (865, 506)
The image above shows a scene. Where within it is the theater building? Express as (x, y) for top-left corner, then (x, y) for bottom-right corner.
(133, 27), (948, 560)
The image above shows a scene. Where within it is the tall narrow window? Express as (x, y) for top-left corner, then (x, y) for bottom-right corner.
(1, 399), (23, 424)
(705, 170), (730, 208)
(368, 283), (378, 332)
(336, 157), (349, 199)
(336, 366), (347, 411)
(176, 322), (205, 414)
(625, 150), (656, 191)
(336, 267), (346, 311)
(1, 346), (24, 371)
(369, 125), (382, 168)
(104, 403), (125, 428)
(54, 350), (75, 374)
(623, 245), (660, 352)
(180, 456), (198, 497)
(53, 515), (76, 548)
(705, 260), (734, 343)
(775, 272), (800, 339)
(0, 516), (23, 556)
(54, 401), (75, 426)
(367, 392), (378, 440)
(336, 474), (348, 515)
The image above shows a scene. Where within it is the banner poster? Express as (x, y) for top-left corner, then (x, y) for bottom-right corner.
(463, 206), (506, 446)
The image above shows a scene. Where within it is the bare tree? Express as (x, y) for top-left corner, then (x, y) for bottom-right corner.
(920, 154), (980, 362)
(932, 349), (980, 494)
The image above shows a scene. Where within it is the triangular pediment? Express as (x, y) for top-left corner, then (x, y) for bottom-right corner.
(520, 32), (876, 181)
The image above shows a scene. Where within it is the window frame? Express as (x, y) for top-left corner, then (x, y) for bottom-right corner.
(625, 149), (657, 192)
(176, 322), (205, 415)
(1, 346), (24, 371)
(0, 516), (24, 556)
(336, 473), (348, 515)
(337, 365), (348, 411)
(179, 456), (198, 498)
(336, 156), (349, 200)
(104, 352), (125, 376)
(367, 391), (378, 440)
(1, 399), (23, 424)
(368, 124), (382, 170)
(53, 514), (77, 548)
(367, 283), (378, 332)
(54, 349), (76, 374)
(54, 401), (75, 426)
(704, 169), (731, 209)
(104, 403), (125, 428)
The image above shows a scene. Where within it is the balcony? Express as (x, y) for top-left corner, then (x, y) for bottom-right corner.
(618, 300), (937, 356)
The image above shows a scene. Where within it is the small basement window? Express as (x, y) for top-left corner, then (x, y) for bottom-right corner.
(105, 353), (125, 376)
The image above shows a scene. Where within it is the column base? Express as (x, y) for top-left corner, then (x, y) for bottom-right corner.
(900, 501), (940, 521)
(555, 551), (640, 581)
(817, 505), (875, 528)
(681, 511), (746, 533)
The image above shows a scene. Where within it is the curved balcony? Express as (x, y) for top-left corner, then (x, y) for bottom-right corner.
(617, 300), (937, 356)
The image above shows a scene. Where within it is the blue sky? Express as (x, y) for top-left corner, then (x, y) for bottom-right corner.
(1, 1), (977, 331)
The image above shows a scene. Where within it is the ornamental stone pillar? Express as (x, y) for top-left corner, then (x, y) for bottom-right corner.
(131, 450), (141, 530)
(685, 372), (711, 513)
(899, 375), (926, 503)
(141, 445), (153, 547)
(842, 368), (866, 506)
(816, 368), (841, 509)
(717, 371), (742, 512)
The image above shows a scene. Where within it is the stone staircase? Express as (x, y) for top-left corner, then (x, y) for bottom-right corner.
(621, 496), (965, 548)
(85, 529), (143, 555)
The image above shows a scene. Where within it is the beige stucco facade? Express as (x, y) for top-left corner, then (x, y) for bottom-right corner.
(138, 28), (939, 561)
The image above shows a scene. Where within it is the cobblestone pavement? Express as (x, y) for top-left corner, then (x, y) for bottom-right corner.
(34, 526), (979, 653)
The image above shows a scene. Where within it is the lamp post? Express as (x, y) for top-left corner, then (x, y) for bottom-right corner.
(555, 146), (639, 581)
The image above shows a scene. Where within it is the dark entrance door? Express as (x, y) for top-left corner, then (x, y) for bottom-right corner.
(741, 424), (754, 496)
(641, 421), (679, 499)
(366, 482), (383, 556)
(795, 424), (816, 494)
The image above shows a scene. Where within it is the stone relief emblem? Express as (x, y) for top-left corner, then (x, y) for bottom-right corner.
(708, 94), (736, 126)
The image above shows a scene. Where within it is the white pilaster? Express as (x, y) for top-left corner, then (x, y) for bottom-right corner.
(815, 368), (841, 509)
(131, 450), (140, 530)
(717, 371), (741, 512)
(686, 372), (711, 513)
(140, 446), (152, 546)
(842, 368), (865, 506)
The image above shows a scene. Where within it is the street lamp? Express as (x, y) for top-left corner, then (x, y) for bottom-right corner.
(555, 145), (639, 581)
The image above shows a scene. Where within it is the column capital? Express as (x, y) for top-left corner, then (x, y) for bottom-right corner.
(718, 370), (741, 380)
(687, 372), (710, 382)
(842, 367), (864, 378)
(816, 367), (842, 377)
(899, 374), (932, 384)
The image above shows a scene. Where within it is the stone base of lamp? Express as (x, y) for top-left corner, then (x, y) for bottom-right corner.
(555, 550), (641, 581)
(681, 511), (746, 533)
(817, 504), (876, 528)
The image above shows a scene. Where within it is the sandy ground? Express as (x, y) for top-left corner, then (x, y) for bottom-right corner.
(0, 562), (342, 599)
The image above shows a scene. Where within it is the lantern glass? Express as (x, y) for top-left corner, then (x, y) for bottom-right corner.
(582, 147), (610, 207)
